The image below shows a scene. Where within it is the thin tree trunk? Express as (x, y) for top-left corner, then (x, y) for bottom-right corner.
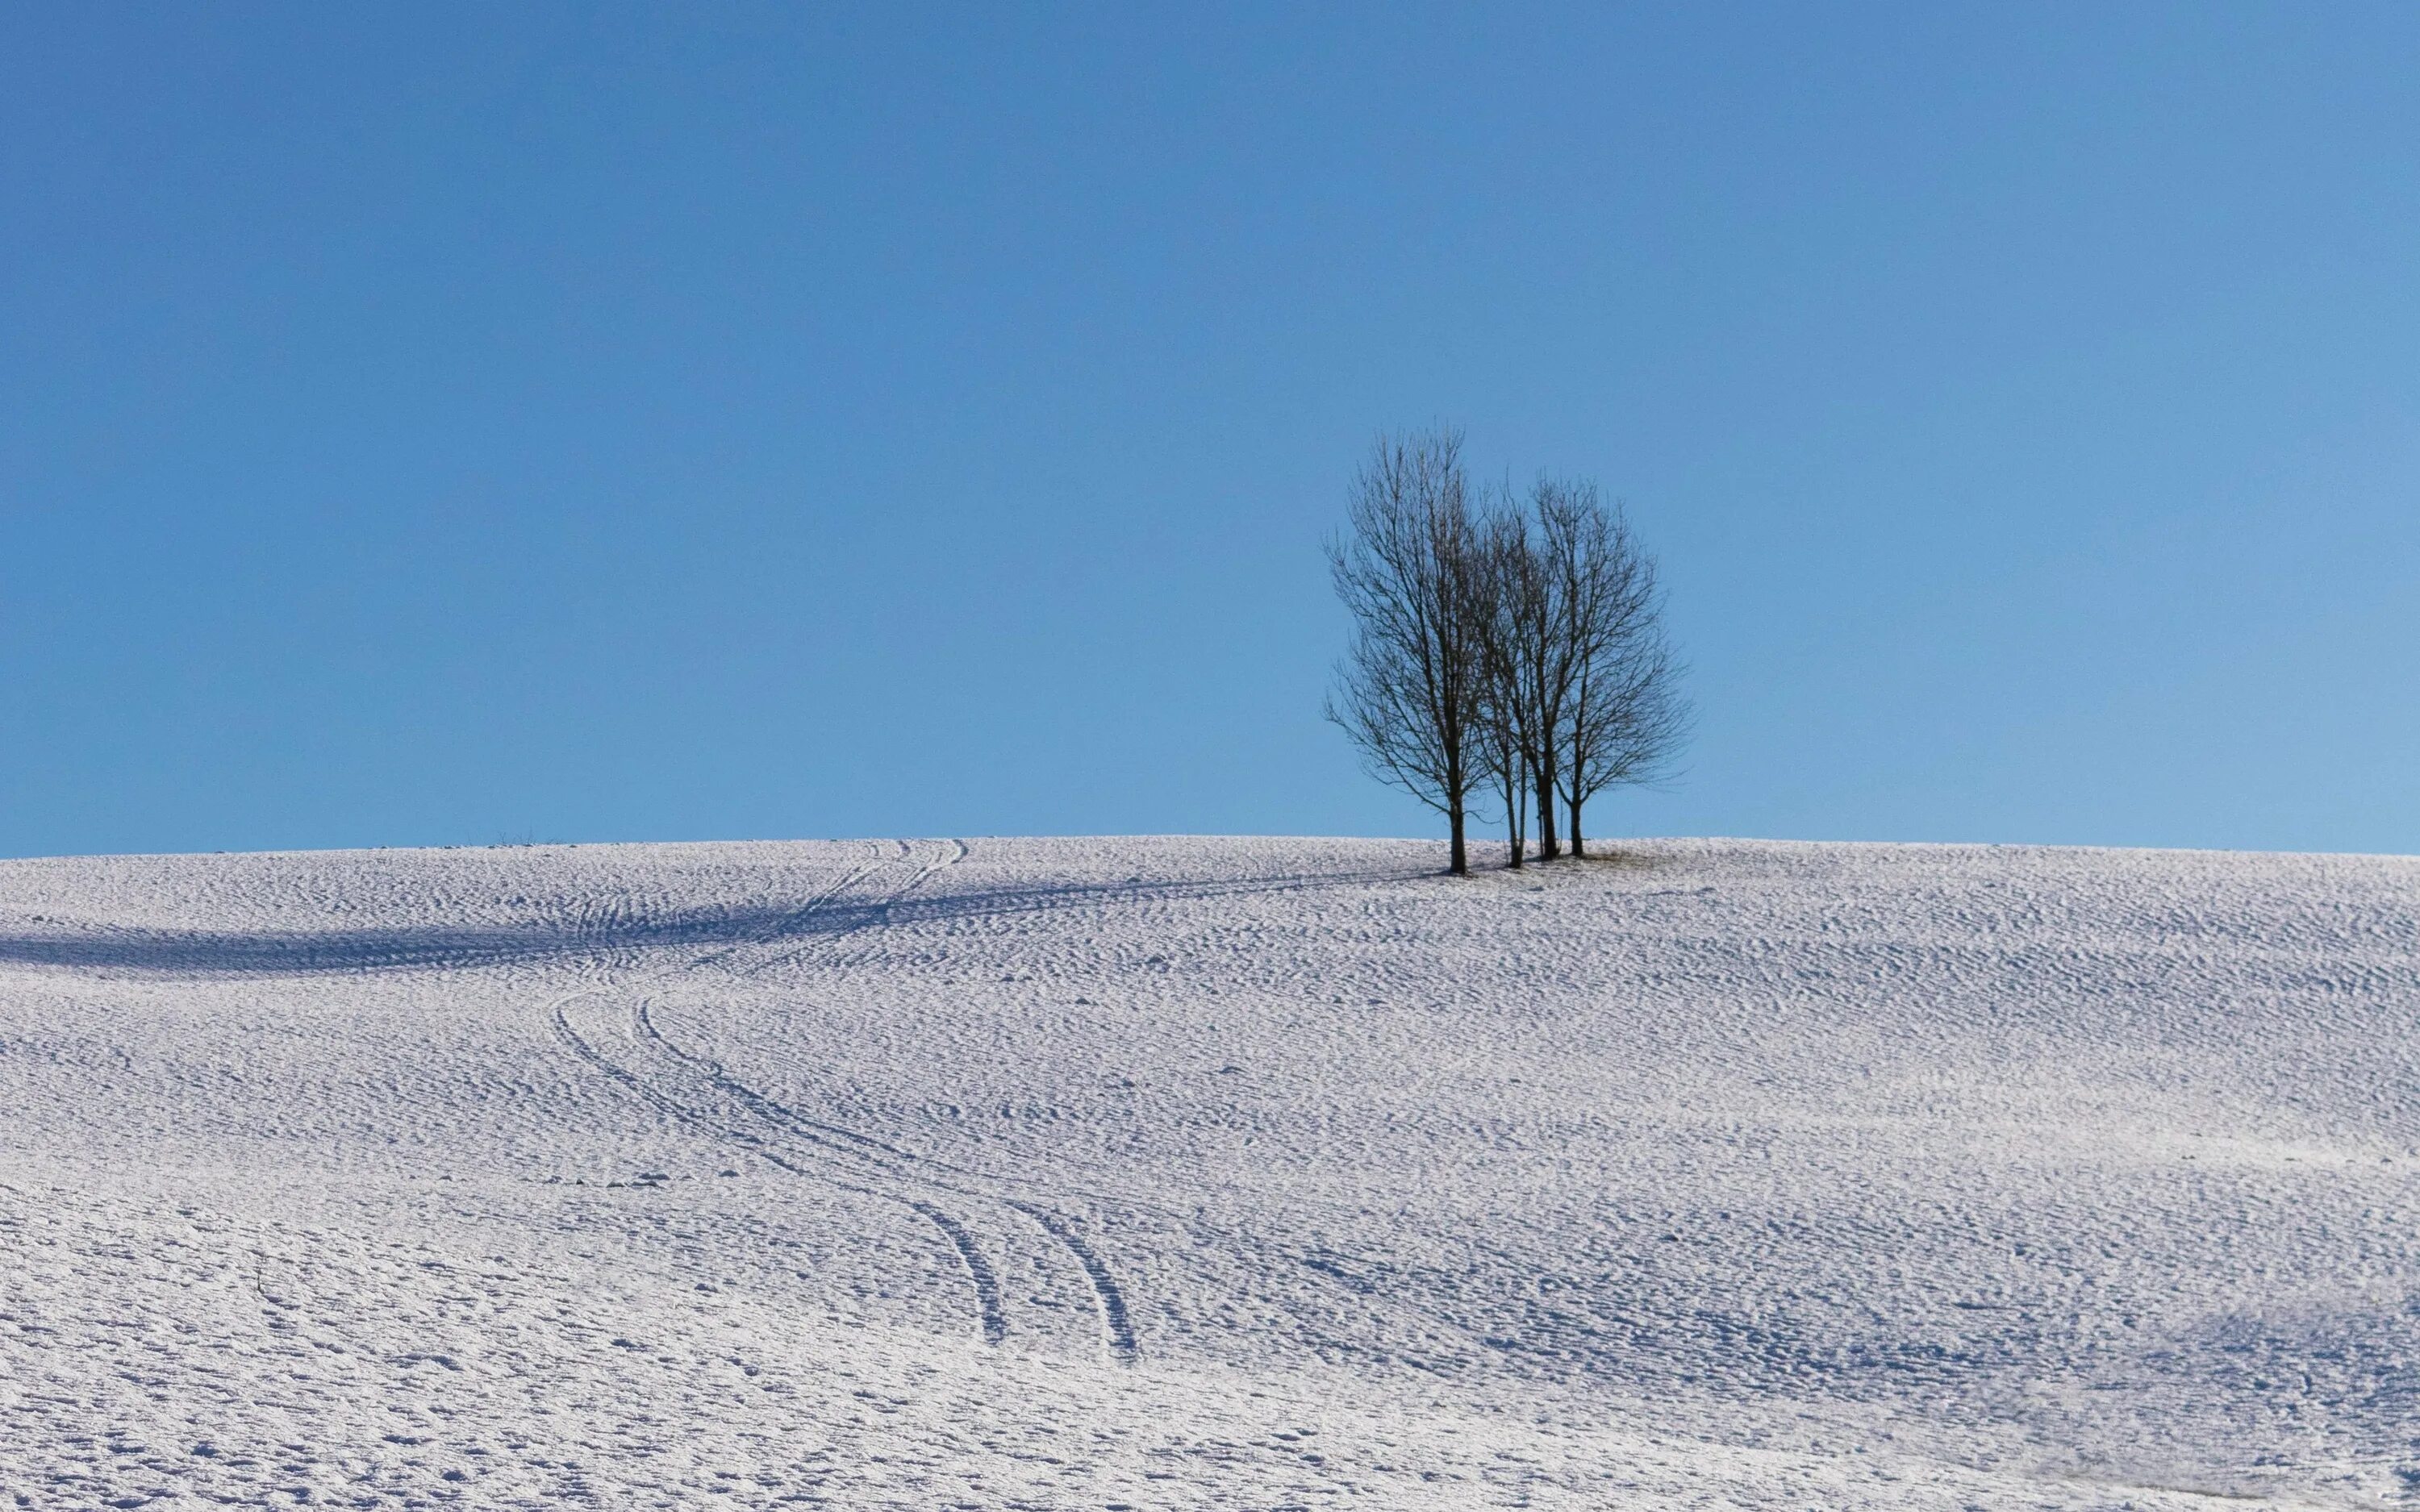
(1449, 808), (1468, 875)
(1504, 762), (1525, 868)
(1569, 795), (1585, 859)
(1535, 770), (1560, 860)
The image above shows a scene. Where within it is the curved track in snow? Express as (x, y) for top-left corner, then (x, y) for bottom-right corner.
(544, 839), (1139, 1363)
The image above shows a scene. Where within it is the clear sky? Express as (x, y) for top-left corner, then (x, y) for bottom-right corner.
(4, 3), (2414, 860)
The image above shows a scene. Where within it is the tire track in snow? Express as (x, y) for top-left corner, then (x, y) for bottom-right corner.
(551, 990), (1012, 1348)
(682, 845), (884, 976)
(734, 838), (969, 981)
(548, 845), (1024, 1350)
(636, 995), (1139, 1364)
(653, 837), (1144, 1363)
(636, 1000), (921, 1168)
(1008, 1201), (1137, 1360)
(908, 1202), (1009, 1346)
(545, 839), (1141, 1364)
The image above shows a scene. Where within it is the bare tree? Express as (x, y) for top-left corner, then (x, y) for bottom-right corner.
(1545, 485), (1689, 857)
(1511, 477), (1591, 860)
(1473, 506), (1533, 868)
(1476, 477), (1605, 864)
(1325, 428), (1487, 876)
(1330, 436), (1686, 869)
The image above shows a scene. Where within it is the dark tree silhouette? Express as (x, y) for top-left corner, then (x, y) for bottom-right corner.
(1544, 483), (1690, 857)
(1475, 505), (1534, 868)
(1325, 428), (1489, 876)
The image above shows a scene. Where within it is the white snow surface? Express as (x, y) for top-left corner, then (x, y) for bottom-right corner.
(0, 835), (2414, 1509)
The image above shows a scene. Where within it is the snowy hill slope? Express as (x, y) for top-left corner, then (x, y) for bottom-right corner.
(0, 835), (2413, 1508)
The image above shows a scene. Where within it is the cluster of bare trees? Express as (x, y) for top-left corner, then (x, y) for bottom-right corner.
(1326, 427), (1688, 875)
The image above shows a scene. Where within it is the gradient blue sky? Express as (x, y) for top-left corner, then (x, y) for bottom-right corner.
(4, 3), (2415, 860)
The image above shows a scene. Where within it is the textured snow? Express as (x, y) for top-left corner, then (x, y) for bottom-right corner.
(0, 835), (2413, 1509)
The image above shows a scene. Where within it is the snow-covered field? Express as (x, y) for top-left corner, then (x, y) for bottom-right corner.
(0, 835), (2412, 1510)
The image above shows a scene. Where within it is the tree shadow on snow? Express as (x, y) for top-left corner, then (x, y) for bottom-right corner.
(0, 861), (1426, 979)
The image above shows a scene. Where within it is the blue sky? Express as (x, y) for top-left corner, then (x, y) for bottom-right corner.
(4, 3), (2414, 859)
